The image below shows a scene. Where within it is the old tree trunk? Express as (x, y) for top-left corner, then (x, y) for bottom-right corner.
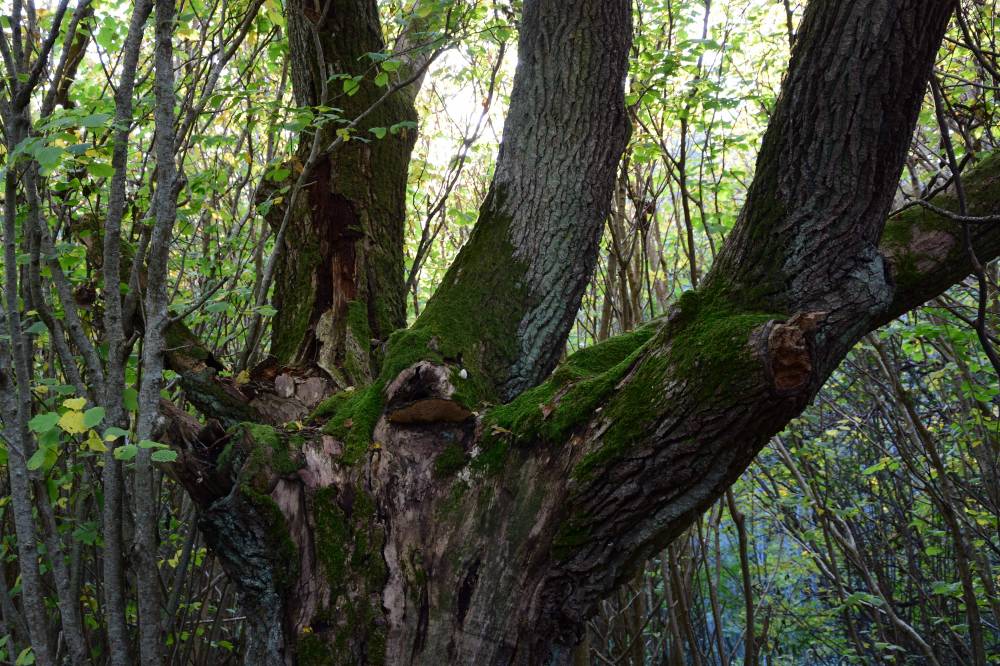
(162, 0), (1000, 664)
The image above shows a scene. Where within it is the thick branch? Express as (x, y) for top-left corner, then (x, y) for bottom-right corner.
(268, 0), (422, 377)
(436, 0), (962, 657)
(414, 0), (633, 401)
(880, 151), (1000, 324)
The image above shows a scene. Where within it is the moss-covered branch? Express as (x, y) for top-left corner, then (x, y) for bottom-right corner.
(163, 320), (260, 428)
(880, 151), (1000, 325)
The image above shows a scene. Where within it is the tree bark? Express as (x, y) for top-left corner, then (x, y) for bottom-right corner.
(264, 0), (429, 387)
(415, 0), (632, 400)
(163, 2), (1000, 665)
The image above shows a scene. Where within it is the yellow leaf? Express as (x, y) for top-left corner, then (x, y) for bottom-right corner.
(235, 370), (250, 385)
(86, 430), (107, 452)
(59, 410), (87, 434)
(63, 397), (86, 410)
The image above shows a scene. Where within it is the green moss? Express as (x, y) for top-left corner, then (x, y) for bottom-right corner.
(346, 299), (370, 340)
(310, 390), (353, 421)
(552, 324), (658, 382)
(436, 480), (469, 519)
(410, 187), (531, 406)
(239, 422), (302, 476)
(572, 288), (780, 481)
(320, 385), (383, 464)
(270, 227), (321, 365)
(881, 205), (959, 294)
(242, 422), (279, 447)
(297, 632), (335, 666)
(477, 322), (659, 464)
(307, 482), (388, 664)
(433, 442), (468, 478)
(879, 150), (1000, 294)
(313, 487), (350, 592)
(215, 440), (237, 472)
(342, 300), (373, 384)
(665, 289), (779, 389)
(469, 439), (509, 476)
(309, 190), (537, 460)
(241, 487), (299, 591)
(552, 513), (590, 560)
(571, 353), (672, 482)
(315, 325), (480, 465)
(890, 252), (924, 293)
(164, 322), (210, 361)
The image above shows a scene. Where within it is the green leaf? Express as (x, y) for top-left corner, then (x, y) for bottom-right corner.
(123, 388), (138, 412)
(374, 72), (389, 87)
(59, 410), (87, 434)
(34, 145), (63, 172)
(139, 439), (167, 449)
(257, 305), (278, 316)
(113, 444), (137, 461)
(389, 120), (417, 135)
(15, 646), (35, 666)
(72, 522), (100, 545)
(83, 406), (106, 428)
(26, 447), (48, 471)
(266, 167), (290, 182)
(370, 126), (387, 139)
(151, 449), (178, 463)
(28, 412), (60, 433)
(86, 162), (115, 178)
(81, 113), (111, 128)
(861, 459), (886, 475)
(103, 426), (129, 441)
(931, 581), (962, 597)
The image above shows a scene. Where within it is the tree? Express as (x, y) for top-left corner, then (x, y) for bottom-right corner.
(2, 0), (999, 664)
(162, 0), (999, 662)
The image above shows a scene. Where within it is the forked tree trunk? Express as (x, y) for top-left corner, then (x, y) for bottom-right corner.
(165, 1), (1000, 665)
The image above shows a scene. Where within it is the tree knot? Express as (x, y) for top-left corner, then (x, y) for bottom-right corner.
(384, 361), (473, 425)
(765, 311), (827, 395)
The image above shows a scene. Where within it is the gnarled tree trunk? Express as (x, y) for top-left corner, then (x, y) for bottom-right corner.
(163, 1), (1000, 665)
(262, 0), (434, 388)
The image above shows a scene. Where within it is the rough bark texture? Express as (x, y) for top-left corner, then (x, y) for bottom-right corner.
(414, 0), (633, 401)
(162, 2), (1000, 665)
(269, 0), (420, 385)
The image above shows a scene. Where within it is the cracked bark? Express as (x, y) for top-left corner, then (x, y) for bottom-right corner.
(264, 0), (430, 387)
(158, 1), (1000, 665)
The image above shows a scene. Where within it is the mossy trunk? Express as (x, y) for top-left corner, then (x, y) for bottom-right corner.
(414, 0), (633, 402)
(267, 0), (419, 387)
(164, 1), (980, 665)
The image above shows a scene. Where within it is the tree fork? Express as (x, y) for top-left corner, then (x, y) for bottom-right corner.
(157, 1), (1000, 664)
